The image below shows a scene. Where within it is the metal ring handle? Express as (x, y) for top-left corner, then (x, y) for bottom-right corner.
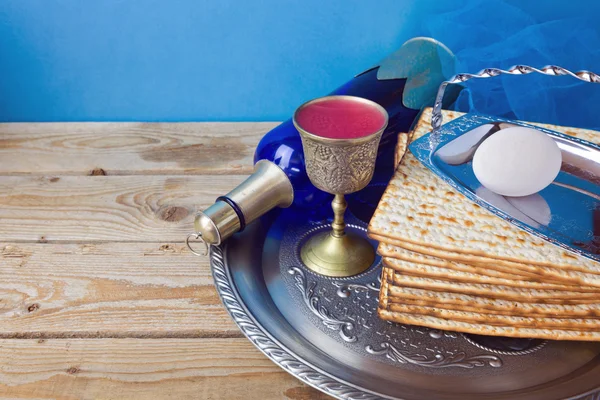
(430, 65), (600, 146)
(186, 233), (209, 257)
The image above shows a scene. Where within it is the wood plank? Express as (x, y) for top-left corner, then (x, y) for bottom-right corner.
(0, 122), (276, 176)
(0, 175), (246, 242)
(0, 338), (329, 399)
(0, 243), (239, 337)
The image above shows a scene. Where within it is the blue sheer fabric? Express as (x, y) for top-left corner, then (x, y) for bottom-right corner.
(423, 0), (600, 130)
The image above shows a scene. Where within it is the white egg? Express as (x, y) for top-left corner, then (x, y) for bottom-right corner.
(472, 126), (562, 197)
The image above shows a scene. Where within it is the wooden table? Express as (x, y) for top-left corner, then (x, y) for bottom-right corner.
(0, 122), (329, 399)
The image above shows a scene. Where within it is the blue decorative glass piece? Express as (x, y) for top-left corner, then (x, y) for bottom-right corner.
(376, 37), (456, 109)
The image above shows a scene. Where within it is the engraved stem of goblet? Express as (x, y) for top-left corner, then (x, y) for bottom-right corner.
(331, 194), (347, 238)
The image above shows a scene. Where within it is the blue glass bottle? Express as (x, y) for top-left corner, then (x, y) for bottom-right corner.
(192, 38), (457, 246)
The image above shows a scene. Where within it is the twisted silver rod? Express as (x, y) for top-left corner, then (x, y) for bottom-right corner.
(431, 65), (600, 137)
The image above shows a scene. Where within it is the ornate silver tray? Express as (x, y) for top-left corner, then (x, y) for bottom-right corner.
(210, 210), (600, 400)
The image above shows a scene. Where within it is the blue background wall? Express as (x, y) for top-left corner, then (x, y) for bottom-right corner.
(1, 0), (599, 122)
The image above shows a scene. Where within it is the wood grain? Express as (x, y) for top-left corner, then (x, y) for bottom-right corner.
(0, 175), (246, 242)
(0, 338), (329, 400)
(0, 122), (316, 398)
(0, 242), (238, 337)
(0, 122), (275, 176)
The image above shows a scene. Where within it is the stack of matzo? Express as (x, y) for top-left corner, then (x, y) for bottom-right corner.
(368, 108), (600, 341)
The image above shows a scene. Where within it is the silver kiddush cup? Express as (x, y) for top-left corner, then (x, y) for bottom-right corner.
(293, 95), (388, 277)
